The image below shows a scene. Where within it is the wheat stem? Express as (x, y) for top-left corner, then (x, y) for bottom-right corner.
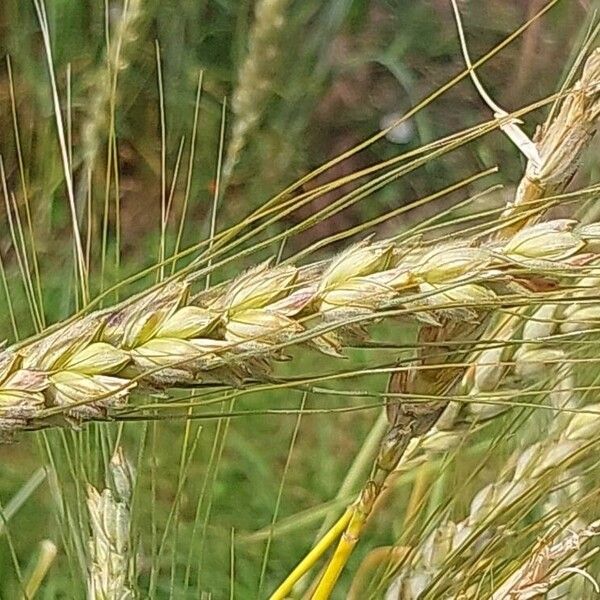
(310, 317), (480, 598)
(21, 540), (57, 600)
(269, 508), (352, 600)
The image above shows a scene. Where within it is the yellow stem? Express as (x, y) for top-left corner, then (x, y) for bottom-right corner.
(311, 504), (368, 600)
(311, 481), (379, 600)
(269, 508), (352, 600)
(277, 424), (413, 599)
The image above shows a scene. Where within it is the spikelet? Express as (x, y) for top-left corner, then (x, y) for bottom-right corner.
(490, 520), (600, 599)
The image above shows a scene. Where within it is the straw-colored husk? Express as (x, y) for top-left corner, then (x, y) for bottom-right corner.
(501, 48), (600, 234)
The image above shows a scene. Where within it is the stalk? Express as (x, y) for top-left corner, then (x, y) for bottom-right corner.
(80, 0), (145, 183)
(310, 318), (483, 598)
(269, 509), (352, 600)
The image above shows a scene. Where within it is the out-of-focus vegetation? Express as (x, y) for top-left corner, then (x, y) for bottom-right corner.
(0, 1), (599, 598)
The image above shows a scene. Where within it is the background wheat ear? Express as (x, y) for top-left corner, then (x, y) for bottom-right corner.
(222, 0), (290, 184)
(87, 447), (136, 600)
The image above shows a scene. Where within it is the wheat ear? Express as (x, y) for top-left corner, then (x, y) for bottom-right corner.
(386, 391), (600, 598)
(87, 447), (136, 600)
(387, 293), (598, 598)
(345, 263), (600, 597)
(500, 48), (600, 234)
(347, 299), (594, 598)
(3, 215), (600, 438)
(223, 0), (290, 182)
(4, 46), (600, 444)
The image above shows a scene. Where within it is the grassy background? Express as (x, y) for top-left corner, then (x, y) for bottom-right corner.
(0, 1), (599, 598)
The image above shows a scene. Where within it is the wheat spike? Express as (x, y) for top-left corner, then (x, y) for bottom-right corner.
(501, 48), (600, 234)
(2, 217), (600, 437)
(343, 271), (599, 597)
(223, 0), (290, 181)
(87, 447), (136, 600)
(378, 248), (600, 598)
(387, 388), (600, 598)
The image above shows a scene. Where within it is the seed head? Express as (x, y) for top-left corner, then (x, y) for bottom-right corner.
(156, 306), (218, 339)
(61, 342), (130, 376)
(225, 308), (303, 346)
(221, 263), (298, 313)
